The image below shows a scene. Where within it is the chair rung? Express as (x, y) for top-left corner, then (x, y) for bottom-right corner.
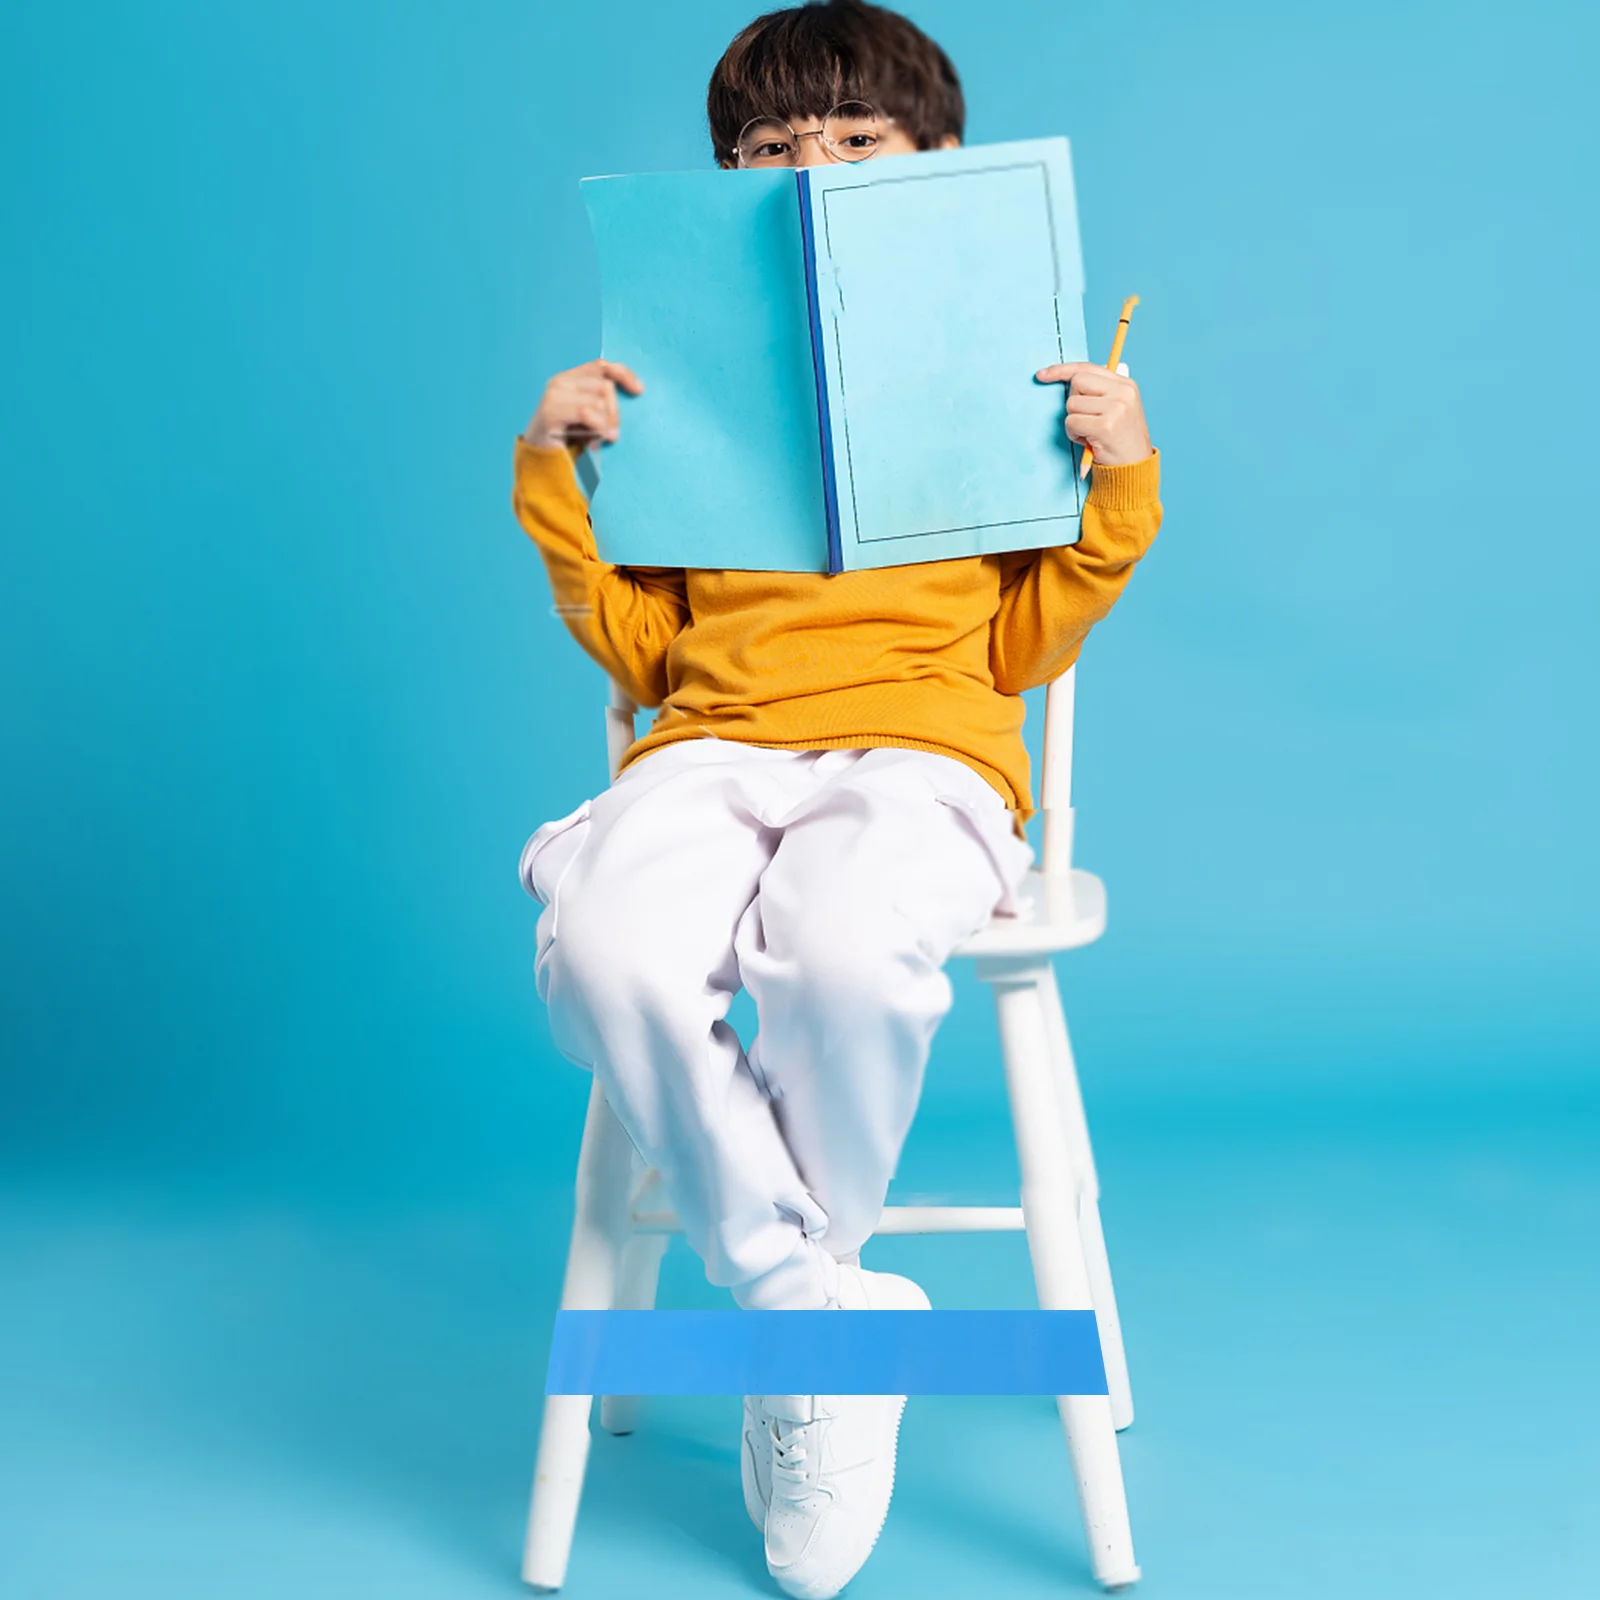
(874, 1205), (1025, 1234)
(630, 1211), (684, 1235)
(629, 1204), (1025, 1237)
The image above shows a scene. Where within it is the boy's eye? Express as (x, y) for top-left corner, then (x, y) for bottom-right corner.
(738, 120), (799, 165)
(823, 102), (883, 160)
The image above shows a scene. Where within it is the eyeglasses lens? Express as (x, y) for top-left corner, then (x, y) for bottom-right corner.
(823, 102), (881, 161)
(737, 120), (799, 167)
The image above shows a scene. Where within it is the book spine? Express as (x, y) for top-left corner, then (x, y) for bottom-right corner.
(796, 169), (844, 575)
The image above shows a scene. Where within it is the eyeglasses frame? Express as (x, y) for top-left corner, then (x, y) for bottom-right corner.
(732, 102), (898, 169)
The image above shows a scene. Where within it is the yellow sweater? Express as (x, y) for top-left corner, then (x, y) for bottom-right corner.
(512, 439), (1162, 814)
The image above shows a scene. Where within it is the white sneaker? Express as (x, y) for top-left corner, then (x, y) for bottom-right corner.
(754, 1265), (931, 1599)
(742, 1393), (771, 1529)
(740, 1267), (926, 1532)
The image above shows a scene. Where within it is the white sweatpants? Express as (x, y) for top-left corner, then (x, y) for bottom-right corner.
(520, 738), (1033, 1310)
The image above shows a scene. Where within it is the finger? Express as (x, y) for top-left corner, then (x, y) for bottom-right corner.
(561, 376), (621, 407)
(1065, 392), (1114, 416)
(1037, 363), (1137, 399)
(595, 359), (645, 395)
(1062, 369), (1132, 399)
(1036, 360), (1106, 385)
(559, 384), (623, 443)
(575, 401), (617, 441)
(1063, 414), (1101, 446)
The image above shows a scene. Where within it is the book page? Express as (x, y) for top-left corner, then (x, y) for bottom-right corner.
(804, 140), (1089, 572)
(582, 169), (827, 572)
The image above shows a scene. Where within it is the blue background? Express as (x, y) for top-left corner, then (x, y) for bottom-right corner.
(4, 3), (1597, 1597)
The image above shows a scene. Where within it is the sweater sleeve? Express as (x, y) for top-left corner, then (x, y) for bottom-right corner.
(989, 450), (1163, 695)
(511, 438), (689, 708)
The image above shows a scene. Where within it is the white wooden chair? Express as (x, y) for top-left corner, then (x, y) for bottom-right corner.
(523, 667), (1140, 1591)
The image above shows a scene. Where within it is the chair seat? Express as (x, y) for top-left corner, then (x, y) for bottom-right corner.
(952, 867), (1106, 960)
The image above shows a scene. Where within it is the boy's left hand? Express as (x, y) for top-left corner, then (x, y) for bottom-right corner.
(1035, 362), (1153, 468)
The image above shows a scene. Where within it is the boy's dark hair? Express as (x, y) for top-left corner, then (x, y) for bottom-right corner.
(707, 1), (964, 164)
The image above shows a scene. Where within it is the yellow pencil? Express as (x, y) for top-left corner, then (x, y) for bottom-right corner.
(1077, 294), (1140, 480)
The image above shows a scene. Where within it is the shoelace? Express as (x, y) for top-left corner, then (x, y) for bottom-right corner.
(770, 1420), (813, 1496)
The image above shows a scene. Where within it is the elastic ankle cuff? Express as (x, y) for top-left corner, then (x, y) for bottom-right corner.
(734, 1238), (838, 1310)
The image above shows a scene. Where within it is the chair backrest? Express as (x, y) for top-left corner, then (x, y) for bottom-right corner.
(604, 681), (637, 784)
(605, 664), (1078, 874)
(1038, 667), (1075, 876)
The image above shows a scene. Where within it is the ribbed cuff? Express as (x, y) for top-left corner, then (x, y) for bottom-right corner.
(1085, 447), (1161, 511)
(513, 433), (582, 478)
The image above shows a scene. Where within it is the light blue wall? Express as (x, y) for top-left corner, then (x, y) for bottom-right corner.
(5, 0), (1596, 1198)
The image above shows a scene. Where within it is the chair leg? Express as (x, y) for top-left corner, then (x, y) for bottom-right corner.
(1076, 1194), (1133, 1433)
(600, 1231), (669, 1436)
(990, 962), (1140, 1591)
(523, 1080), (637, 1592)
(524, 1396), (593, 1593)
(1039, 968), (1134, 1432)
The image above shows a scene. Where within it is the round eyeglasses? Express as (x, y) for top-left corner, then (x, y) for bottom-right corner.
(734, 101), (894, 168)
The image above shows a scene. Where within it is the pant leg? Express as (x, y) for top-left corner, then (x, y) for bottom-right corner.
(525, 741), (844, 1310)
(735, 748), (1034, 1261)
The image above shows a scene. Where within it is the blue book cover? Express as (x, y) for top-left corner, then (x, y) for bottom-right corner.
(579, 138), (1088, 575)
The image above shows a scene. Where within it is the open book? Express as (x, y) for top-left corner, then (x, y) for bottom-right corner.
(579, 137), (1089, 574)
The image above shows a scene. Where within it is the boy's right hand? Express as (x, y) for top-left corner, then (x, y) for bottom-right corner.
(522, 359), (645, 451)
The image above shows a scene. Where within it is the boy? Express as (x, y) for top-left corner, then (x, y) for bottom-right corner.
(514, 3), (1160, 1594)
